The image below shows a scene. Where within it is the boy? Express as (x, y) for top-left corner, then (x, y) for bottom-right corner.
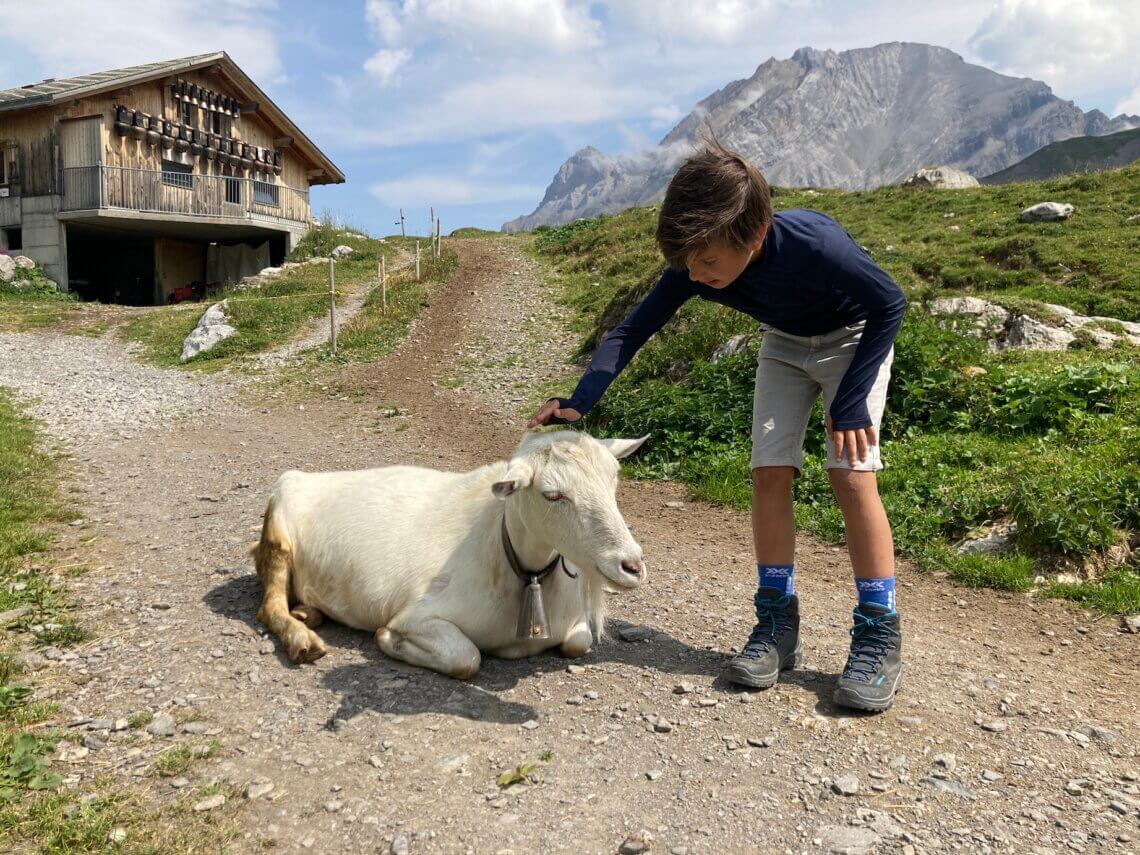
(527, 138), (907, 711)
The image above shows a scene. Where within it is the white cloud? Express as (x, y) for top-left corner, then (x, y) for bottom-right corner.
(1117, 86), (1140, 118)
(364, 0), (601, 53)
(648, 104), (684, 126)
(370, 174), (545, 205)
(338, 67), (663, 146)
(364, 48), (413, 85)
(0, 0), (284, 83)
(967, 0), (1139, 105)
(606, 0), (802, 43)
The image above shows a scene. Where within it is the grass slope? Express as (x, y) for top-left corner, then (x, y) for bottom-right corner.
(124, 225), (445, 369)
(532, 165), (1140, 613)
(982, 127), (1140, 184)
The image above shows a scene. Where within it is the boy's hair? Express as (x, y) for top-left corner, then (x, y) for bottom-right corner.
(656, 133), (772, 270)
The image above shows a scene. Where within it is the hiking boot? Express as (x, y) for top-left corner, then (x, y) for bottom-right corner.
(725, 587), (802, 688)
(833, 603), (902, 712)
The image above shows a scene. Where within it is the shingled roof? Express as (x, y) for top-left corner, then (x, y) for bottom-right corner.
(0, 52), (344, 184)
(0, 53), (224, 111)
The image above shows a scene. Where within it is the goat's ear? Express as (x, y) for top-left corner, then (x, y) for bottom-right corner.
(492, 460), (534, 498)
(599, 435), (650, 460)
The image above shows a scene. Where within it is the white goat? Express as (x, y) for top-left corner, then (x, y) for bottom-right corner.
(254, 431), (648, 677)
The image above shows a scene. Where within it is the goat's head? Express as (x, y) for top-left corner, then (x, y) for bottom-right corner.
(492, 431), (648, 589)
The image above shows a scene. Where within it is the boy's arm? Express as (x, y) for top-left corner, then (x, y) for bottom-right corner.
(534, 269), (694, 425)
(819, 229), (907, 432)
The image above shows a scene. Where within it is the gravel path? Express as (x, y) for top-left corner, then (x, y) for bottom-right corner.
(3, 238), (1137, 854)
(442, 241), (579, 417)
(0, 330), (239, 453)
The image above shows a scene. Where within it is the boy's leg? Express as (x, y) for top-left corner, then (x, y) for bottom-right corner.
(816, 332), (901, 711)
(752, 466), (796, 565)
(827, 469), (894, 582)
(726, 333), (817, 689)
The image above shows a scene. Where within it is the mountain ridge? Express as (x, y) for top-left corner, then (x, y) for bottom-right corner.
(504, 41), (1138, 232)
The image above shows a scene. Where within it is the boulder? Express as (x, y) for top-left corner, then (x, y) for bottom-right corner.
(1000, 315), (1075, 351)
(929, 296), (1009, 336)
(330, 245), (355, 259)
(12, 255), (35, 270)
(901, 166), (980, 189)
(957, 521), (1017, 555)
(1019, 202), (1073, 222)
(257, 266), (282, 277)
(711, 333), (756, 363)
(180, 301), (237, 361)
(0, 254), (14, 282)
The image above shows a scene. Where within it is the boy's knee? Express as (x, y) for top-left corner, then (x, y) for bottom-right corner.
(828, 469), (879, 504)
(752, 466), (795, 492)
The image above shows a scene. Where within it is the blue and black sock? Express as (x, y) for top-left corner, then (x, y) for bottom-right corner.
(758, 563), (795, 596)
(855, 576), (896, 611)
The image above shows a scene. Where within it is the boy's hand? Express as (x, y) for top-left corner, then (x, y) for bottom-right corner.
(826, 414), (877, 466)
(527, 399), (582, 429)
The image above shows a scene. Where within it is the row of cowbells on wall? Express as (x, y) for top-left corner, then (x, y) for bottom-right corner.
(113, 105), (282, 174)
(170, 78), (238, 117)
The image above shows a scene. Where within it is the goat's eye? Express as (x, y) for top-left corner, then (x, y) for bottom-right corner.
(543, 491), (567, 503)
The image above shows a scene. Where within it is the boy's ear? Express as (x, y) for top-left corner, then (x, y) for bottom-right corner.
(749, 224), (768, 252)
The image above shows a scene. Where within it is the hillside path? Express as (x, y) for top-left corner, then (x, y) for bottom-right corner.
(0, 237), (1136, 854)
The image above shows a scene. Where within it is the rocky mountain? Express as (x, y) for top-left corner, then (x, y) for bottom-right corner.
(981, 126), (1140, 184)
(504, 42), (1139, 232)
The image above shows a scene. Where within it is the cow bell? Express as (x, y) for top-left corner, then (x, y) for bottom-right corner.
(516, 578), (550, 640)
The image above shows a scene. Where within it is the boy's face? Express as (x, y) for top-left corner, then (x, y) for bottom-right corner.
(685, 225), (768, 289)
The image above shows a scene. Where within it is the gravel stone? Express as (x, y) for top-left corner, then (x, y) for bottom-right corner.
(832, 774), (860, 796)
(618, 829), (653, 853)
(193, 794), (225, 812)
(147, 714), (176, 737)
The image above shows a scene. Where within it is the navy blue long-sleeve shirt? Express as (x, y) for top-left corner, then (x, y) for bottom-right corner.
(559, 209), (907, 431)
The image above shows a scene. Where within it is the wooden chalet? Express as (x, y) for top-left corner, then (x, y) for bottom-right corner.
(0, 52), (344, 304)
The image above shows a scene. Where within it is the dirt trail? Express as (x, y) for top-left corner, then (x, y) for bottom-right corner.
(251, 246), (416, 370)
(7, 238), (1138, 853)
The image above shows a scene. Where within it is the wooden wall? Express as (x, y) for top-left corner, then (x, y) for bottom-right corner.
(155, 237), (205, 301)
(0, 107), (57, 196)
(0, 66), (320, 207)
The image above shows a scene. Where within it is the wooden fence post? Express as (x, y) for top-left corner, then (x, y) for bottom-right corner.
(380, 256), (387, 314)
(328, 257), (337, 356)
(415, 241), (421, 281)
(435, 219), (441, 258)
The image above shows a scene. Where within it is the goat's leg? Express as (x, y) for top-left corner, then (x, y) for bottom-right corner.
(254, 508), (326, 664)
(560, 618), (593, 658)
(375, 616), (480, 679)
(289, 604), (324, 628)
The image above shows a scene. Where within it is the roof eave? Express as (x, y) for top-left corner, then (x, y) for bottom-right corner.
(0, 52), (345, 184)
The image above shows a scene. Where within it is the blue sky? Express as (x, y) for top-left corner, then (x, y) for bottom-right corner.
(2, 1), (1138, 234)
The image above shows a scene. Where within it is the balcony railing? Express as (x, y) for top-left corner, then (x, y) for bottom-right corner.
(61, 165), (310, 225)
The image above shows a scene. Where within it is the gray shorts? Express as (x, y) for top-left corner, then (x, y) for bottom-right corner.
(750, 321), (893, 473)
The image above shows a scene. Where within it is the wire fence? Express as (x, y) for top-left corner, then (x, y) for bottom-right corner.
(0, 242), (440, 326)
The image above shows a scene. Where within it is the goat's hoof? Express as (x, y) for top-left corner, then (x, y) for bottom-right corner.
(287, 629), (326, 664)
(290, 605), (324, 628)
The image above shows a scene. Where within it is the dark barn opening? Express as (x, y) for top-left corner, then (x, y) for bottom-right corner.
(63, 221), (291, 306)
(66, 224), (156, 305)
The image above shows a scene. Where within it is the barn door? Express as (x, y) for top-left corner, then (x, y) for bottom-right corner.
(60, 116), (103, 209)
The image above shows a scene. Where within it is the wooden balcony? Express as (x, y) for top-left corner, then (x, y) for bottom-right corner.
(61, 165), (310, 227)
